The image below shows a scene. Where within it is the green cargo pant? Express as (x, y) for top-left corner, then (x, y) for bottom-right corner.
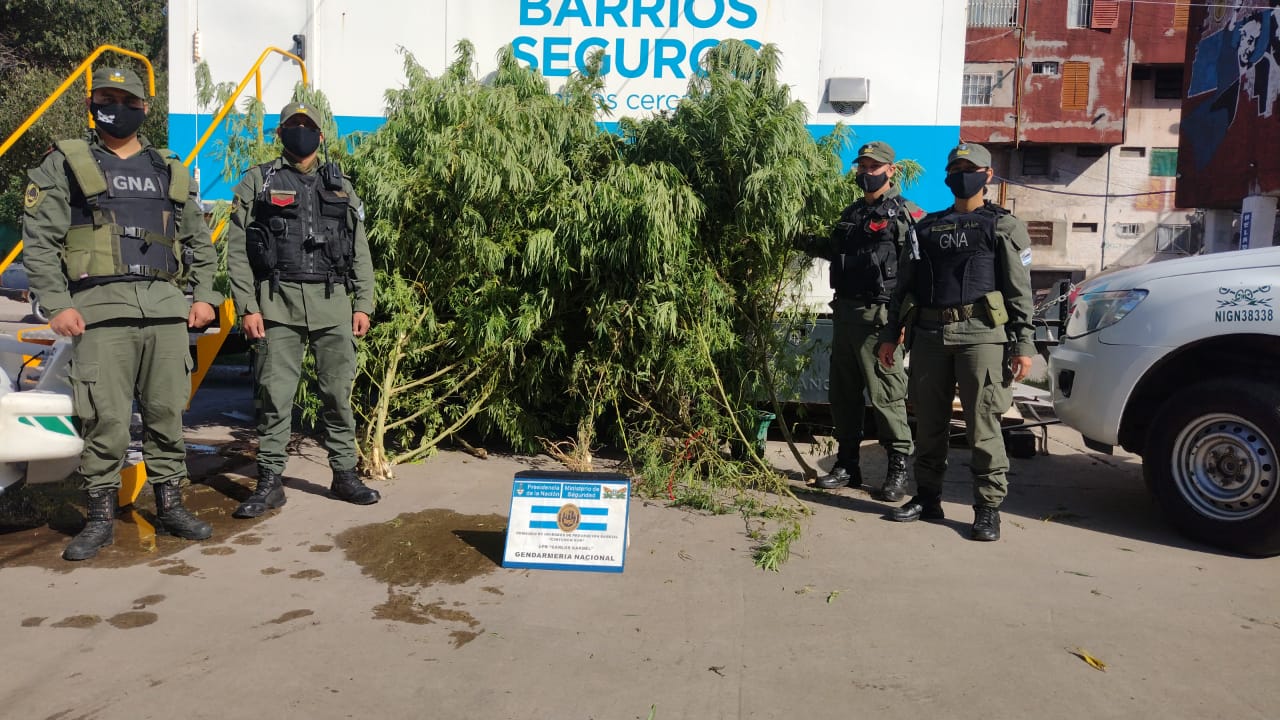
(907, 328), (1013, 507)
(830, 298), (912, 456)
(254, 321), (357, 474)
(69, 320), (193, 491)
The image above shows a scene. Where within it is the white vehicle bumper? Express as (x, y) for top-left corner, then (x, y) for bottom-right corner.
(1049, 334), (1167, 449)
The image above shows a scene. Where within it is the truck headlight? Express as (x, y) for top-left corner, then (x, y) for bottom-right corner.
(1064, 289), (1147, 338)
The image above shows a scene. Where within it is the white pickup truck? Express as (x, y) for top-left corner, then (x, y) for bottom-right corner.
(1049, 246), (1280, 556)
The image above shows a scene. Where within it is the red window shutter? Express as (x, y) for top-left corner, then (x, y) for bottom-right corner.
(1091, 0), (1120, 29)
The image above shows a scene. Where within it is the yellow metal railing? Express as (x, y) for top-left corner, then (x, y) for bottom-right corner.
(185, 46), (307, 163)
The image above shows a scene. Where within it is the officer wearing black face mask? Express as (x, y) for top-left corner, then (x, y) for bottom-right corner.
(225, 101), (380, 518)
(875, 142), (1035, 543)
(21, 66), (221, 560)
(795, 141), (921, 500)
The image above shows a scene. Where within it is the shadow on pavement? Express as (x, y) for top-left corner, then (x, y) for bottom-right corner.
(452, 528), (507, 567)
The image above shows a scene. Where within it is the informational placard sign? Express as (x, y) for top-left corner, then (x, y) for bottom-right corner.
(502, 470), (630, 573)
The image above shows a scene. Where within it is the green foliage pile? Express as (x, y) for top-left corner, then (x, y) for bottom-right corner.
(344, 40), (864, 562)
(201, 39), (921, 568)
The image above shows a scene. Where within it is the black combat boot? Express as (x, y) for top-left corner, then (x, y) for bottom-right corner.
(890, 491), (945, 522)
(232, 468), (286, 519)
(331, 469), (380, 505)
(153, 481), (213, 540)
(874, 452), (909, 502)
(971, 506), (1001, 541)
(814, 462), (863, 490)
(63, 489), (116, 561)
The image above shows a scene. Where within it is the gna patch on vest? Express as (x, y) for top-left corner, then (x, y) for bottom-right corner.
(109, 174), (161, 194)
(269, 190), (297, 207)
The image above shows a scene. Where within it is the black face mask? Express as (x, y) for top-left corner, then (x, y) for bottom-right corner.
(91, 102), (146, 139)
(280, 125), (322, 158)
(945, 170), (988, 199)
(855, 171), (890, 194)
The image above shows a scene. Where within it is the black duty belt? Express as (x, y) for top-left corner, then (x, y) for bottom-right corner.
(917, 303), (978, 324)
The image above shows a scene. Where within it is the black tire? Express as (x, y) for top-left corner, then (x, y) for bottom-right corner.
(1144, 378), (1280, 556)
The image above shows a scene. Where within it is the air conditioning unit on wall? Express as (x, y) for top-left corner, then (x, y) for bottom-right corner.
(827, 77), (870, 115)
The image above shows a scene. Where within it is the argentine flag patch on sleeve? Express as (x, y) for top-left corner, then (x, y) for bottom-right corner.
(1020, 248), (1033, 266)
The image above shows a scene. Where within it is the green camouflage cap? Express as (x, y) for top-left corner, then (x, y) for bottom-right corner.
(855, 141), (895, 164)
(91, 66), (146, 99)
(947, 142), (993, 169)
(279, 101), (323, 125)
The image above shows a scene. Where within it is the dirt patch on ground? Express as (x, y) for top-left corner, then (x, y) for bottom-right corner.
(290, 569), (325, 580)
(260, 567), (284, 575)
(231, 534), (263, 546)
(309, 544), (333, 553)
(373, 590), (434, 625)
(450, 630), (481, 648)
(51, 615), (101, 629)
(336, 509), (506, 588)
(201, 546), (236, 556)
(154, 559), (199, 576)
(21, 617), (46, 627)
(268, 609), (314, 624)
(107, 611), (158, 629)
(132, 594), (165, 609)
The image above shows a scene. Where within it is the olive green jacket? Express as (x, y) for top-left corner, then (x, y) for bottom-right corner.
(225, 156), (375, 330)
(21, 133), (220, 325)
(879, 205), (1037, 358)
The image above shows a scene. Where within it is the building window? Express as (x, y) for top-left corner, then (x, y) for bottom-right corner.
(1022, 147), (1051, 176)
(1154, 67), (1183, 99)
(1173, 0), (1190, 30)
(1072, 222), (1098, 233)
(1157, 224), (1192, 253)
(962, 74), (994, 106)
(1150, 148), (1178, 176)
(1027, 221), (1054, 246)
(1062, 62), (1090, 110)
(1033, 61), (1061, 76)
(1119, 146), (1146, 158)
(968, 0), (1018, 27)
(1068, 0), (1093, 28)
(1115, 222), (1143, 238)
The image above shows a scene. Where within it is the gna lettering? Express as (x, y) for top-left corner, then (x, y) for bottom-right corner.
(513, 0), (761, 79)
(110, 175), (161, 193)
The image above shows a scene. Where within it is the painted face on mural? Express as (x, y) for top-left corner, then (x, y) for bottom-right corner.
(1239, 18), (1262, 68)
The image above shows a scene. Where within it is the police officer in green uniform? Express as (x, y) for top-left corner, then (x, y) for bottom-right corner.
(22, 67), (219, 561)
(875, 142), (1034, 541)
(225, 101), (379, 517)
(796, 142), (920, 500)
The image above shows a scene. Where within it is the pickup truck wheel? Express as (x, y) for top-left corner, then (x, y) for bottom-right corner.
(1145, 379), (1280, 556)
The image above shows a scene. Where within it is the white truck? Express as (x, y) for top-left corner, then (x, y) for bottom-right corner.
(1049, 247), (1280, 556)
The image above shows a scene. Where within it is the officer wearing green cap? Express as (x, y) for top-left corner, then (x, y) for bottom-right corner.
(875, 142), (1035, 542)
(795, 140), (921, 499)
(225, 100), (379, 517)
(21, 66), (220, 560)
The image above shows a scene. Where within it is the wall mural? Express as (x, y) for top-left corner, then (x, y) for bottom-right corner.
(1179, 0), (1280, 208)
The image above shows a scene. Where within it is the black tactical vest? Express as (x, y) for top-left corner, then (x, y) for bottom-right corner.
(913, 203), (1004, 308)
(63, 145), (183, 291)
(828, 196), (910, 303)
(247, 160), (355, 295)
